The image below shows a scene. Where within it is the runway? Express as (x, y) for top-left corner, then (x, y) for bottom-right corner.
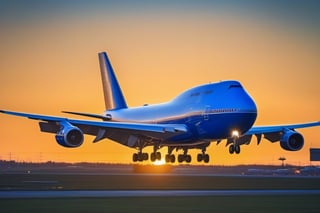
(1, 190), (320, 198)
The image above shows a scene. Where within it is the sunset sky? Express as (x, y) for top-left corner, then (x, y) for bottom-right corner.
(0, 1), (319, 165)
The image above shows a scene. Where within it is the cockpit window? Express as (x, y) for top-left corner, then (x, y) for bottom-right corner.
(204, 90), (213, 94)
(228, 84), (242, 89)
(190, 92), (200, 97)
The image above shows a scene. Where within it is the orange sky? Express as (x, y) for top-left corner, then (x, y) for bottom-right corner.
(0, 2), (319, 165)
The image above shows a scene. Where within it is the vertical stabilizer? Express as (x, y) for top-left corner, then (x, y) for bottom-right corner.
(98, 52), (127, 110)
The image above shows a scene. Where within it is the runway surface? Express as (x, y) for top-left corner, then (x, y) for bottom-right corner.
(1, 190), (320, 198)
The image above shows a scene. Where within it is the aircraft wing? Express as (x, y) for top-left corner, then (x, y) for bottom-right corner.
(225, 121), (320, 147)
(0, 110), (188, 147)
(246, 121), (320, 135)
(228, 121), (320, 148)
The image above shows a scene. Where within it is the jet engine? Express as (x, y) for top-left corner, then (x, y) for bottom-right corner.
(280, 130), (304, 151)
(55, 121), (84, 148)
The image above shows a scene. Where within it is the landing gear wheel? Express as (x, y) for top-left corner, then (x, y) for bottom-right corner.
(178, 154), (184, 163)
(229, 145), (235, 154)
(197, 153), (209, 163)
(185, 155), (192, 163)
(204, 154), (209, 163)
(235, 145), (241, 154)
(133, 153), (138, 162)
(156, 152), (161, 160)
(165, 154), (171, 163)
(150, 153), (156, 162)
(142, 153), (149, 161)
(138, 153), (144, 162)
(170, 154), (175, 163)
(165, 154), (176, 163)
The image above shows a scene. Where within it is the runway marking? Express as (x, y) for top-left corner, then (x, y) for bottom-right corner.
(1, 190), (320, 198)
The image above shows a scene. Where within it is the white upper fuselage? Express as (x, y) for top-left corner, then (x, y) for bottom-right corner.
(105, 80), (257, 143)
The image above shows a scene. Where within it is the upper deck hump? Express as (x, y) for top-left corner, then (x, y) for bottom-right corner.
(172, 80), (242, 102)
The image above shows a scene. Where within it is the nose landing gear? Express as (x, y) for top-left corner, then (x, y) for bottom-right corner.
(229, 130), (241, 155)
(229, 144), (241, 154)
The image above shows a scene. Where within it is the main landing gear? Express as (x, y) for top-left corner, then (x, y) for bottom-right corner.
(165, 147), (176, 163)
(132, 141), (149, 162)
(196, 147), (210, 163)
(132, 152), (148, 162)
(150, 152), (161, 162)
(177, 149), (192, 163)
(132, 151), (162, 162)
(150, 144), (162, 162)
(131, 143), (162, 163)
(197, 153), (209, 163)
(132, 145), (212, 164)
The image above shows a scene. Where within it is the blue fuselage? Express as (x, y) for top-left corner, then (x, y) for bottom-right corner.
(105, 81), (257, 144)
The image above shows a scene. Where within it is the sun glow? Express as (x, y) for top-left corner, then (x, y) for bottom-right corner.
(232, 130), (240, 138)
(153, 159), (166, 166)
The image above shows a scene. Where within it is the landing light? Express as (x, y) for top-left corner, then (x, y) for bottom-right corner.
(153, 159), (166, 166)
(232, 130), (240, 138)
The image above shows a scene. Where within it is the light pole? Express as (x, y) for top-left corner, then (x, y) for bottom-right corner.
(279, 157), (286, 167)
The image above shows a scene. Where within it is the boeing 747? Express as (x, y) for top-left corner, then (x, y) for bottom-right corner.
(1, 52), (319, 163)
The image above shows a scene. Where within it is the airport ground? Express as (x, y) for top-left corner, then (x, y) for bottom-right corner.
(1, 162), (320, 212)
(1, 195), (320, 213)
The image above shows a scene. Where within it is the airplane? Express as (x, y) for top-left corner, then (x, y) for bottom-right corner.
(1, 52), (320, 164)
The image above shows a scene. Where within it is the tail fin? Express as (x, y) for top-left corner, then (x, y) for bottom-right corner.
(98, 52), (127, 110)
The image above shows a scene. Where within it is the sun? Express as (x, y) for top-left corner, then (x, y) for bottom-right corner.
(153, 159), (166, 166)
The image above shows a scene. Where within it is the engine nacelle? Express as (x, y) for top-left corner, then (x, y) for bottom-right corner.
(55, 121), (84, 148)
(280, 130), (304, 151)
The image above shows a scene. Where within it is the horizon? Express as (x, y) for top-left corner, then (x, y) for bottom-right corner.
(0, 158), (314, 168)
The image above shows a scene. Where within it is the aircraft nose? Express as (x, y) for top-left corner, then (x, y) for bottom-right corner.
(247, 96), (257, 113)
(229, 84), (258, 129)
(228, 83), (257, 113)
(241, 92), (257, 116)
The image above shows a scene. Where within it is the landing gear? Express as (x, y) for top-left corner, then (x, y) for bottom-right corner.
(132, 139), (149, 162)
(229, 144), (240, 154)
(165, 147), (175, 163)
(229, 131), (241, 155)
(178, 154), (192, 163)
(197, 147), (210, 163)
(150, 144), (162, 162)
(165, 154), (175, 163)
(132, 152), (149, 162)
(235, 145), (240, 154)
(197, 153), (209, 163)
(132, 151), (161, 163)
(150, 152), (161, 162)
(178, 149), (192, 163)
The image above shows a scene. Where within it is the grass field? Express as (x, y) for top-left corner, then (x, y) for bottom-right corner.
(1, 196), (320, 213)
